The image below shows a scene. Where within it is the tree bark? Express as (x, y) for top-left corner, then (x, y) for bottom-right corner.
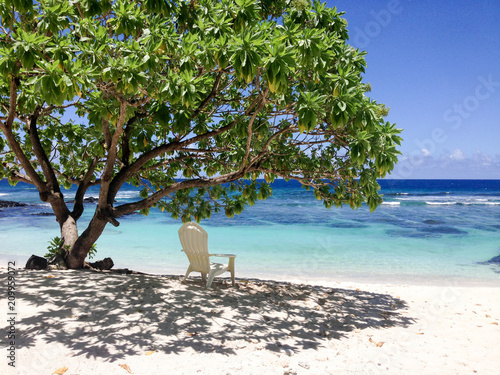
(65, 215), (108, 269)
(60, 215), (79, 249)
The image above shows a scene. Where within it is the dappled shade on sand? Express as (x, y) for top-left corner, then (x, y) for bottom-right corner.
(4, 269), (411, 360)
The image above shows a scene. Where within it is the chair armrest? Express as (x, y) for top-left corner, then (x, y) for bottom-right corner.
(209, 253), (236, 258)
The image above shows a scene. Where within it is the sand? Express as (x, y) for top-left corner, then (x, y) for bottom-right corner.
(1, 268), (499, 375)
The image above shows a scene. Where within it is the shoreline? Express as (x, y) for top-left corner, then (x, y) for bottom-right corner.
(2, 257), (500, 289)
(1, 268), (499, 374)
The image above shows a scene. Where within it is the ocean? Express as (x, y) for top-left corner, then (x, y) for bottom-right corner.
(1, 179), (500, 285)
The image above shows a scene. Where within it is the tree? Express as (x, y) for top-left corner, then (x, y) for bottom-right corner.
(0, 0), (402, 269)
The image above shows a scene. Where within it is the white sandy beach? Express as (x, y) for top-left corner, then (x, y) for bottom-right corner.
(1, 268), (499, 375)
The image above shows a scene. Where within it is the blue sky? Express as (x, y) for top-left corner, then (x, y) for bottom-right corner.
(330, 0), (500, 179)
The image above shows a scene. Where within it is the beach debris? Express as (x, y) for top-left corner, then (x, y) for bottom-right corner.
(52, 367), (68, 375)
(311, 296), (327, 307)
(262, 315), (272, 323)
(109, 268), (134, 274)
(491, 322), (499, 325)
(298, 361), (310, 369)
(369, 338), (385, 347)
(25, 254), (48, 270)
(145, 350), (157, 356)
(279, 358), (290, 368)
(379, 312), (396, 320)
(235, 342), (247, 349)
(47, 252), (68, 270)
(119, 364), (133, 373)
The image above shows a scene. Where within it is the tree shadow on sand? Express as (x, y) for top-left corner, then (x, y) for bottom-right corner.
(1, 269), (414, 361)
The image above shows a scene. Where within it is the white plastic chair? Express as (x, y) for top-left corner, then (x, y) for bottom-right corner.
(178, 222), (236, 288)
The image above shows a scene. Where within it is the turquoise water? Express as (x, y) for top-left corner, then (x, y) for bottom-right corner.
(1, 179), (500, 285)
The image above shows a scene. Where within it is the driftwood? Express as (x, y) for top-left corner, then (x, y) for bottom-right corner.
(87, 257), (114, 271)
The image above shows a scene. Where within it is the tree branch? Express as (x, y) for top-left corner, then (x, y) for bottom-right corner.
(6, 77), (17, 129)
(113, 170), (248, 217)
(192, 71), (222, 118)
(0, 79), (50, 197)
(102, 118), (112, 150)
(40, 101), (80, 116)
(99, 100), (128, 207)
(248, 124), (294, 166)
(26, 108), (62, 194)
(238, 89), (271, 173)
(120, 113), (140, 167)
(3, 169), (32, 185)
(255, 166), (341, 187)
(108, 92), (266, 200)
(72, 157), (100, 220)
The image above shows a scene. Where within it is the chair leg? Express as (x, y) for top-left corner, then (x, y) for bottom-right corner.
(206, 272), (216, 289)
(201, 272), (207, 285)
(184, 266), (193, 281)
(228, 257), (236, 287)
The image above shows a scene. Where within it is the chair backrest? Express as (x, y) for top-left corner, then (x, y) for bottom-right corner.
(178, 222), (210, 274)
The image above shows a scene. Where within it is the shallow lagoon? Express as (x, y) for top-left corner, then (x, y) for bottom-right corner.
(1, 179), (500, 285)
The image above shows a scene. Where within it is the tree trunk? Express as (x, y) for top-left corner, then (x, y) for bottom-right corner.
(61, 215), (79, 249)
(65, 215), (108, 269)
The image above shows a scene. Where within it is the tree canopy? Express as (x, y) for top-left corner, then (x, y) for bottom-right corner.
(0, 0), (402, 268)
